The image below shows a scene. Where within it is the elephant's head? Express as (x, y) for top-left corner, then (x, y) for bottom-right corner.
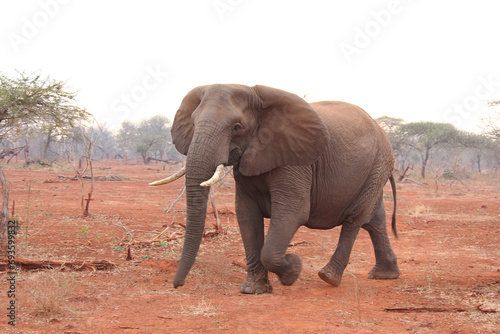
(152, 84), (329, 288)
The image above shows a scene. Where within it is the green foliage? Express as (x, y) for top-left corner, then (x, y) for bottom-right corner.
(117, 114), (173, 164)
(399, 122), (460, 150)
(0, 71), (90, 140)
(376, 116), (404, 133)
(379, 119), (499, 178)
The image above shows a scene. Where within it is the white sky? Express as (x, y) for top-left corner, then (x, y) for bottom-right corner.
(1, 0), (499, 132)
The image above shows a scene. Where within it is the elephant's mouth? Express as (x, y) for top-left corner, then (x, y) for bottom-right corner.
(228, 148), (243, 167)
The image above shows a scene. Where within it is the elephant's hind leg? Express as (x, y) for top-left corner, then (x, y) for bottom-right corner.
(318, 221), (360, 286)
(362, 194), (400, 280)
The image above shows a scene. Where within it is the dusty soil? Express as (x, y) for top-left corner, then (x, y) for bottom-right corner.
(1, 161), (499, 333)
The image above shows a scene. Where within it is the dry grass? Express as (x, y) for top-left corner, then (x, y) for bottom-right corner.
(180, 297), (220, 317)
(28, 270), (75, 318)
(406, 203), (432, 218)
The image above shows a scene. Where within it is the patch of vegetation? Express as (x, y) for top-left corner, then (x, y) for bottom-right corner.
(28, 271), (75, 319)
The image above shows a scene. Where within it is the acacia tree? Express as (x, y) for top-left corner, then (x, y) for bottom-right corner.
(376, 116), (412, 171)
(481, 101), (500, 140)
(117, 115), (171, 164)
(0, 72), (89, 140)
(399, 122), (460, 179)
(0, 71), (90, 251)
(459, 132), (495, 173)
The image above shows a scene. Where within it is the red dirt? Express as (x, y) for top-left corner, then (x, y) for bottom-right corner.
(1, 161), (499, 333)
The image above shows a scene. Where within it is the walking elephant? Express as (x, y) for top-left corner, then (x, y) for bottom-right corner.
(150, 84), (400, 294)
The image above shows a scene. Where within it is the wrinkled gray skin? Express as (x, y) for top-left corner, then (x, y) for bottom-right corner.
(169, 84), (400, 294)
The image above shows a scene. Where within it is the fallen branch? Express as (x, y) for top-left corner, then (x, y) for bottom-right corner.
(122, 231), (184, 246)
(0, 258), (115, 271)
(231, 260), (246, 269)
(55, 174), (129, 181)
(384, 305), (497, 314)
(289, 241), (309, 247)
(400, 178), (422, 185)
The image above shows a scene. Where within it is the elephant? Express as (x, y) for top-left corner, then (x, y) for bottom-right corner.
(150, 84), (400, 294)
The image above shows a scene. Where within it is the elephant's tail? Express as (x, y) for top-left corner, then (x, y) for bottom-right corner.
(389, 174), (398, 239)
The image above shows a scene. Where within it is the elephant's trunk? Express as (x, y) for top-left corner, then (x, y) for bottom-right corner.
(173, 121), (225, 288)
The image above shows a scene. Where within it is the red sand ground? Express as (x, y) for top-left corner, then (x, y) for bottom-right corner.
(1, 161), (499, 333)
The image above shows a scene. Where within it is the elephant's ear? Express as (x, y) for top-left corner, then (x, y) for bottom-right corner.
(171, 86), (207, 155)
(239, 85), (329, 176)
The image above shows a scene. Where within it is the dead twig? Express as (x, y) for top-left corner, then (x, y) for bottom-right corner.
(165, 184), (185, 213)
(114, 218), (134, 242)
(148, 212), (178, 243)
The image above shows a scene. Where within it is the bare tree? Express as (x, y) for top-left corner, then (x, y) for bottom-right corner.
(481, 102), (500, 140)
(71, 121), (100, 217)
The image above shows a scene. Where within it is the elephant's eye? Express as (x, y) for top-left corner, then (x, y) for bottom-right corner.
(232, 123), (242, 134)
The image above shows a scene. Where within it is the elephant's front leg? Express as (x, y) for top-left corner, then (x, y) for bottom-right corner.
(261, 215), (304, 286)
(235, 189), (272, 294)
(260, 168), (312, 286)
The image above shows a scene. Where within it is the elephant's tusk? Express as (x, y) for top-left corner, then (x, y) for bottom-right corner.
(200, 164), (225, 187)
(149, 166), (186, 186)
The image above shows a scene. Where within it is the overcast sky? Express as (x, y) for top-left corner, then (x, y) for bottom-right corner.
(1, 0), (499, 132)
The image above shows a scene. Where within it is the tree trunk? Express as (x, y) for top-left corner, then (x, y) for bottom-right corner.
(477, 155), (482, 174)
(0, 164), (9, 255)
(23, 138), (30, 163)
(421, 148), (430, 179)
(141, 151), (149, 165)
(41, 127), (53, 161)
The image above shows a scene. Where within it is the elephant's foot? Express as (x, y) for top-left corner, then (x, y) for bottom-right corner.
(318, 265), (343, 287)
(368, 264), (400, 280)
(240, 272), (273, 294)
(277, 254), (302, 286)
